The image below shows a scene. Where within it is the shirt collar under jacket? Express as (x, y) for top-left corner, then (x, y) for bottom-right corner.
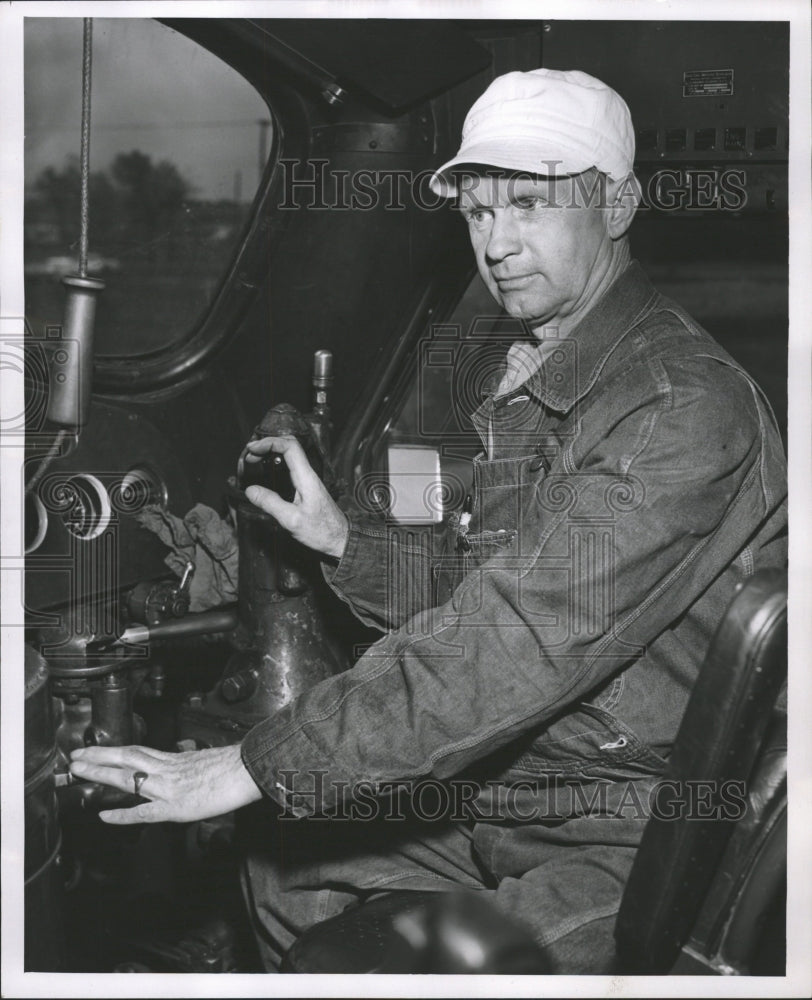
(472, 260), (660, 428)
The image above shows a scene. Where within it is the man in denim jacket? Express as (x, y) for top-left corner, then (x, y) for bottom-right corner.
(70, 70), (788, 972)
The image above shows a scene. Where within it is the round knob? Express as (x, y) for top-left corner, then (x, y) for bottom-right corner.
(220, 669), (259, 704)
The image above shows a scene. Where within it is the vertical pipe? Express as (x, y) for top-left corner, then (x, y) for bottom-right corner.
(311, 349), (333, 455)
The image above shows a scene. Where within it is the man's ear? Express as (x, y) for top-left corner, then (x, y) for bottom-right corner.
(607, 173), (641, 239)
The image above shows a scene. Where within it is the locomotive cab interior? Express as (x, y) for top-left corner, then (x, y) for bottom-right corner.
(9, 11), (798, 982)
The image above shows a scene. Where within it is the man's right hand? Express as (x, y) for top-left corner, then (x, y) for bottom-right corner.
(243, 435), (349, 561)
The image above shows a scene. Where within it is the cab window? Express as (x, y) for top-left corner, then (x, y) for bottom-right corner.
(24, 18), (272, 357)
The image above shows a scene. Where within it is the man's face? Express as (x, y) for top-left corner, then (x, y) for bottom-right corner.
(458, 171), (614, 331)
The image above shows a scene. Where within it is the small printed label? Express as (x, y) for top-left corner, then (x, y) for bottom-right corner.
(683, 68), (734, 97)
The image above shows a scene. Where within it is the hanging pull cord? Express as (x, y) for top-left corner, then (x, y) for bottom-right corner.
(25, 20), (93, 495)
(78, 17), (93, 277)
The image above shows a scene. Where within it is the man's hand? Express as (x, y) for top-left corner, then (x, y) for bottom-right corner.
(69, 743), (263, 825)
(243, 435), (349, 561)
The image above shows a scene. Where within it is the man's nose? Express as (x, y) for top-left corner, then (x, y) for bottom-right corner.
(484, 210), (521, 264)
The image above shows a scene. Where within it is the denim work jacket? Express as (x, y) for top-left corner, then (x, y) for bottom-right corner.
(241, 261), (787, 849)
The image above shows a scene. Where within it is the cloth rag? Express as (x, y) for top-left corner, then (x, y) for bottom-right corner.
(135, 503), (238, 612)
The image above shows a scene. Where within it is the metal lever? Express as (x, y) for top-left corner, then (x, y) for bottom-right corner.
(177, 561), (194, 601)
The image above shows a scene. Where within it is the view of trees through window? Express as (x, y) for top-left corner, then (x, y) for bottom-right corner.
(24, 19), (272, 357)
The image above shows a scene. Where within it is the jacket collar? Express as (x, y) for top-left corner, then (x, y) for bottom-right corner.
(473, 260), (659, 422)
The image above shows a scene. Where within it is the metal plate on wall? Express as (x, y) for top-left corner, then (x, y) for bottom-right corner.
(541, 21), (788, 163)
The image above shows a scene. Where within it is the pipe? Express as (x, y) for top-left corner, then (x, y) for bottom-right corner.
(118, 606), (239, 645)
(82, 606), (238, 656)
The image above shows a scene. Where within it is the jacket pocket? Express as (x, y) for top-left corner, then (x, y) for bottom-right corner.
(505, 702), (668, 781)
(432, 529), (516, 607)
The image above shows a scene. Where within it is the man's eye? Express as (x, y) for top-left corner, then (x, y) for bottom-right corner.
(514, 196), (544, 211)
(464, 208), (490, 225)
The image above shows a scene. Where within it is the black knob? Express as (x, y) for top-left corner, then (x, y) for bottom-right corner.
(220, 668), (259, 704)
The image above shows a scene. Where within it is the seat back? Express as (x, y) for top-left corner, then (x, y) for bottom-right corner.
(614, 569), (788, 973)
(676, 707), (786, 974)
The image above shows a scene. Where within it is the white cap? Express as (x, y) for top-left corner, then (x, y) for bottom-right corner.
(430, 68), (635, 196)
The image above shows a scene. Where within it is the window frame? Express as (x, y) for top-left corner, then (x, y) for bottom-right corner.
(334, 247), (480, 492)
(89, 19), (311, 395)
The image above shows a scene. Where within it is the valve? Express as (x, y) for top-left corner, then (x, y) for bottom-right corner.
(127, 560), (195, 626)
